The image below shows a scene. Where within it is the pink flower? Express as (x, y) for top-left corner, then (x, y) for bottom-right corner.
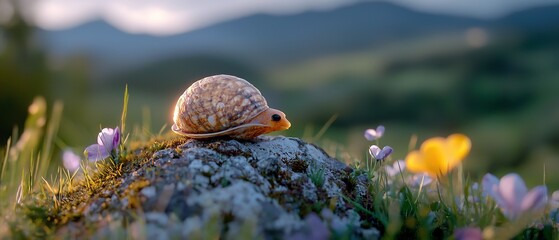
(482, 173), (547, 220)
(62, 149), (81, 172)
(84, 127), (120, 162)
(369, 145), (393, 161)
(364, 125), (385, 141)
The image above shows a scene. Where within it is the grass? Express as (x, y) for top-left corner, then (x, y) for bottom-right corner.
(308, 163), (325, 188)
(1, 93), (558, 239)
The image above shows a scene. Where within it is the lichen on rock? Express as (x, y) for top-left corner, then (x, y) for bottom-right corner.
(35, 136), (378, 239)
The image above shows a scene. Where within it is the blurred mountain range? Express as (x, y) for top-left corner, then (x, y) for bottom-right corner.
(40, 1), (559, 77)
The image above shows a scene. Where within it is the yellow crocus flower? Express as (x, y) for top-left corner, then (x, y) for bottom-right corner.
(405, 134), (471, 178)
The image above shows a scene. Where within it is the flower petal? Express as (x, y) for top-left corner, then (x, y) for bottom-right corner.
(364, 129), (378, 141)
(454, 227), (482, 240)
(85, 144), (110, 162)
(405, 151), (430, 174)
(482, 173), (500, 199)
(364, 125), (385, 141)
(376, 125), (385, 137)
(447, 134), (471, 161)
(98, 128), (115, 146)
(369, 145), (380, 159)
(62, 149), (81, 172)
(498, 173), (527, 219)
(112, 126), (120, 150)
(371, 146), (393, 160)
(482, 173), (510, 213)
(376, 146), (393, 160)
(420, 137), (448, 176)
(521, 185), (547, 213)
(446, 134), (471, 170)
(404, 134), (471, 178)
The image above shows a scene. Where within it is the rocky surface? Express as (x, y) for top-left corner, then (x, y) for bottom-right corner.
(62, 136), (379, 239)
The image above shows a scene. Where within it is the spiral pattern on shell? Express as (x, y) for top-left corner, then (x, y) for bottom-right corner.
(173, 75), (269, 135)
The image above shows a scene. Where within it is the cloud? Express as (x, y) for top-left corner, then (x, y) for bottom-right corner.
(31, 0), (353, 35)
(30, 0), (559, 35)
(32, 0), (102, 29)
(102, 1), (192, 35)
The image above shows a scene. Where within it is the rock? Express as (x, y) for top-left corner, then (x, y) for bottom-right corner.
(140, 186), (157, 199)
(64, 136), (377, 239)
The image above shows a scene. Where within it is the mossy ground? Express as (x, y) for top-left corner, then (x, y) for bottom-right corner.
(8, 134), (559, 239)
(11, 135), (372, 239)
(11, 136), (187, 238)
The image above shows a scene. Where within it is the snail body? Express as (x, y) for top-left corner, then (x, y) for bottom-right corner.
(172, 75), (291, 139)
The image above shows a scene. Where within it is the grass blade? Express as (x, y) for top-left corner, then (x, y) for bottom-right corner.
(121, 85), (129, 134)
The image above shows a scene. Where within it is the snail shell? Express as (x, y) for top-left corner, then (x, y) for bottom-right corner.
(172, 74), (291, 139)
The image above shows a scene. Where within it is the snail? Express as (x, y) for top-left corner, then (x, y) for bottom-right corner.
(172, 74), (291, 139)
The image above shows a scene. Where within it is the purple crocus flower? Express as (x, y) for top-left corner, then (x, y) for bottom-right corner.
(62, 149), (81, 172)
(454, 227), (482, 240)
(369, 145), (393, 161)
(364, 125), (385, 141)
(482, 173), (547, 220)
(385, 160), (406, 177)
(84, 127), (120, 162)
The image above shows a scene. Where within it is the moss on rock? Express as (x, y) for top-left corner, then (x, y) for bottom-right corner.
(17, 136), (379, 239)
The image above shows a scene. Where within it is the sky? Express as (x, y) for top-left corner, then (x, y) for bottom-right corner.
(3, 0), (558, 35)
